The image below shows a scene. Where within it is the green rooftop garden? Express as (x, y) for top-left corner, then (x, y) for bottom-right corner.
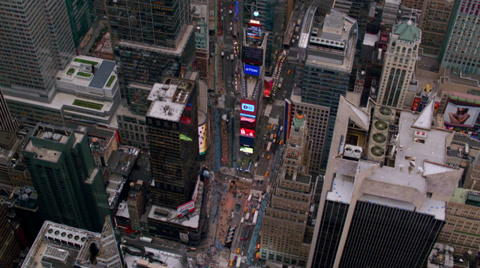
(74, 58), (99, 65)
(66, 68), (75, 75)
(73, 99), (104, 110)
(106, 75), (116, 87)
(77, 72), (92, 78)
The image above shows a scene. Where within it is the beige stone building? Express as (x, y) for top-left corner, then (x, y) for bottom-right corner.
(439, 188), (480, 253)
(260, 111), (315, 267)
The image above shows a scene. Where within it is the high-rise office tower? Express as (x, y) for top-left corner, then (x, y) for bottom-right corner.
(22, 124), (110, 232)
(418, 0), (455, 57)
(441, 0), (480, 74)
(239, 20), (268, 152)
(402, 0), (426, 10)
(65, 0), (94, 47)
(146, 79), (199, 209)
(295, 7), (356, 170)
(381, 0), (401, 28)
(377, 20), (421, 108)
(308, 97), (463, 267)
(333, 0), (374, 46)
(0, 0), (75, 102)
(106, 0), (195, 101)
(261, 111), (314, 267)
(0, 88), (18, 133)
(0, 203), (21, 268)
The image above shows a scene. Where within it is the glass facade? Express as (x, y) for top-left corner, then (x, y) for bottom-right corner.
(146, 83), (199, 209)
(65, 0), (95, 47)
(0, 0), (75, 102)
(106, 0), (191, 49)
(22, 126), (110, 232)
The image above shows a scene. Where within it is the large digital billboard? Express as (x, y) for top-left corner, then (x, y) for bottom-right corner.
(240, 128), (255, 137)
(240, 99), (257, 117)
(242, 46), (264, 65)
(198, 123), (207, 155)
(240, 116), (256, 130)
(444, 102), (480, 127)
(240, 136), (254, 146)
(244, 64), (260, 76)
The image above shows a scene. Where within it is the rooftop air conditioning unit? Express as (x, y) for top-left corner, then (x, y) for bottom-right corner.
(414, 131), (427, 139)
(344, 144), (363, 159)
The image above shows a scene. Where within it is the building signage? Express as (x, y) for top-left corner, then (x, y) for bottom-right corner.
(240, 99), (257, 116)
(244, 64), (260, 76)
(177, 200), (195, 214)
(242, 47), (264, 65)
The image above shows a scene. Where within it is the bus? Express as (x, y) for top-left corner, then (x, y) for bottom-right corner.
(266, 142), (272, 153)
(252, 211), (259, 225)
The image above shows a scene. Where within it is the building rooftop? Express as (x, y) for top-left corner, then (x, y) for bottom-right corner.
(119, 25), (194, 57)
(394, 20), (421, 43)
(123, 246), (186, 268)
(301, 7), (357, 72)
(22, 221), (100, 268)
(146, 82), (193, 122)
(57, 56), (117, 90)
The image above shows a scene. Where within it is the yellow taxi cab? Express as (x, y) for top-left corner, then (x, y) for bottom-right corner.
(237, 248), (241, 254)
(279, 140), (284, 145)
(267, 155), (271, 160)
(244, 207), (248, 213)
(287, 69), (291, 75)
(264, 171), (270, 177)
(252, 208), (256, 214)
(229, 259), (234, 267)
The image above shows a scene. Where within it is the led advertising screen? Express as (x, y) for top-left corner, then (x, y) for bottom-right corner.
(444, 102), (480, 127)
(240, 146), (254, 154)
(240, 116), (256, 130)
(242, 46), (264, 65)
(240, 136), (254, 146)
(198, 123), (207, 155)
(244, 64), (260, 76)
(240, 128), (255, 137)
(240, 99), (257, 117)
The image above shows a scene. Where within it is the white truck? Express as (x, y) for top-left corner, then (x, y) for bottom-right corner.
(245, 212), (250, 221)
(252, 211), (259, 225)
(140, 237), (153, 243)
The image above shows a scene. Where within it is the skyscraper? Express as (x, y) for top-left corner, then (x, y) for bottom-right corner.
(441, 0), (480, 74)
(146, 79), (199, 209)
(65, 0), (94, 47)
(377, 20), (421, 108)
(22, 124), (110, 232)
(261, 111), (314, 267)
(0, 203), (21, 268)
(106, 0), (195, 100)
(295, 7), (357, 170)
(0, 0), (75, 102)
(308, 97), (463, 267)
(0, 88), (18, 133)
(418, 0), (455, 57)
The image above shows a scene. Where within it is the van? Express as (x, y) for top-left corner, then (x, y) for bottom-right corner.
(264, 171), (270, 177)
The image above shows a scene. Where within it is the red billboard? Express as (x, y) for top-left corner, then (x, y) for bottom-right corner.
(240, 99), (257, 117)
(411, 97), (421, 111)
(240, 128), (255, 137)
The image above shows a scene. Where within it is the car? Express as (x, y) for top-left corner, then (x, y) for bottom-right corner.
(257, 155), (260, 161)
(287, 70), (291, 75)
(264, 171), (270, 177)
(237, 248), (241, 254)
(267, 155), (271, 160)
(229, 259), (234, 267)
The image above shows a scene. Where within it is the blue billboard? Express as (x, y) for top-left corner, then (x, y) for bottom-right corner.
(244, 64), (260, 76)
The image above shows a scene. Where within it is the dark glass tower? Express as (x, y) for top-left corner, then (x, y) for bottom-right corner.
(22, 124), (110, 232)
(146, 78), (199, 209)
(106, 0), (195, 102)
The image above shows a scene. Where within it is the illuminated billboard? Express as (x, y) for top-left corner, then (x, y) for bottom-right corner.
(244, 64), (260, 76)
(198, 123), (207, 155)
(240, 146), (254, 154)
(240, 116), (256, 130)
(242, 47), (264, 65)
(240, 99), (257, 117)
(240, 128), (255, 137)
(444, 102), (480, 127)
(240, 136), (254, 146)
